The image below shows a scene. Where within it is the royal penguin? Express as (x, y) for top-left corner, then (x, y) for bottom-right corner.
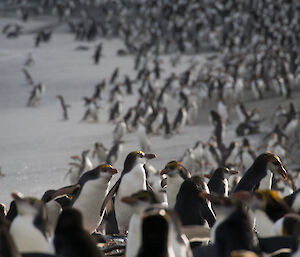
(137, 209), (175, 257)
(0, 202), (20, 257)
(56, 95), (71, 121)
(100, 151), (156, 234)
(54, 208), (104, 257)
(160, 161), (191, 209)
(92, 142), (108, 164)
(9, 192), (54, 254)
(207, 167), (239, 197)
(195, 193), (260, 257)
(234, 190), (293, 237)
(174, 176), (216, 228)
(27, 82), (45, 107)
(72, 164), (118, 233)
(41, 184), (80, 232)
(121, 190), (162, 257)
(233, 152), (288, 193)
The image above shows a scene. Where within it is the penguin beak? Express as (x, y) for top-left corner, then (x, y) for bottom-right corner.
(144, 153), (157, 159)
(11, 192), (25, 201)
(121, 196), (137, 205)
(199, 192), (220, 203)
(278, 165), (288, 180)
(160, 168), (169, 175)
(230, 169), (239, 175)
(109, 168), (119, 174)
(233, 191), (252, 201)
(50, 184), (81, 201)
(203, 174), (211, 179)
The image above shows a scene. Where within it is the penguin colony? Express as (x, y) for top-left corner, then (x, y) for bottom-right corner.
(1, 0), (300, 257)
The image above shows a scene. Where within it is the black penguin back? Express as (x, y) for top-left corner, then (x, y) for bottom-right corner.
(174, 176), (215, 227)
(207, 168), (227, 196)
(137, 214), (169, 257)
(215, 203), (260, 257)
(54, 208), (104, 257)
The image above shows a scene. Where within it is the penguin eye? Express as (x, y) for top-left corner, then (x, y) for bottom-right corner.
(272, 161), (280, 166)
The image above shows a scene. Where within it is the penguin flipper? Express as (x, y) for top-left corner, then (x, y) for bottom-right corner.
(146, 180), (154, 192)
(99, 179), (121, 218)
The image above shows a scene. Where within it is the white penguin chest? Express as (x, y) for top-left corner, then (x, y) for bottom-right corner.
(167, 175), (185, 209)
(252, 209), (273, 237)
(259, 170), (273, 190)
(115, 164), (147, 229)
(73, 178), (110, 233)
(10, 216), (53, 254)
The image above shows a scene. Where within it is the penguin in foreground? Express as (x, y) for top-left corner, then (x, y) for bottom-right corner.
(54, 208), (104, 257)
(234, 190), (294, 237)
(121, 190), (162, 257)
(174, 176), (216, 228)
(160, 160), (191, 209)
(9, 192), (54, 254)
(193, 193), (260, 257)
(41, 184), (81, 231)
(72, 164), (118, 234)
(137, 209), (175, 257)
(100, 151), (157, 234)
(0, 202), (20, 257)
(233, 152), (288, 192)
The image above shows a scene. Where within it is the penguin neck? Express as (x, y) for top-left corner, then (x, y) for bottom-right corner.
(259, 169), (273, 190)
(167, 175), (185, 209)
(249, 156), (269, 185)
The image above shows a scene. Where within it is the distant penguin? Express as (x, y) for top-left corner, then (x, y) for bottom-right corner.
(22, 68), (34, 85)
(106, 140), (124, 165)
(172, 107), (187, 133)
(100, 151), (157, 233)
(113, 119), (127, 143)
(92, 142), (108, 164)
(137, 119), (151, 152)
(27, 82), (45, 107)
(72, 164), (118, 233)
(54, 208), (104, 257)
(56, 95), (71, 120)
(9, 192), (54, 254)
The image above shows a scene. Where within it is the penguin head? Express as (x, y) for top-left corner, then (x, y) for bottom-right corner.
(264, 152), (288, 180)
(160, 160), (191, 179)
(216, 167), (239, 179)
(123, 151), (157, 172)
(96, 163), (119, 180)
(11, 192), (46, 217)
(41, 184), (81, 204)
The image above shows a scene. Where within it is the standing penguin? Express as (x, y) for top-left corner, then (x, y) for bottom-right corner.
(137, 210), (175, 257)
(174, 176), (216, 228)
(54, 208), (104, 257)
(72, 164), (118, 234)
(207, 167), (239, 197)
(9, 192), (54, 254)
(100, 151), (157, 234)
(160, 161), (191, 209)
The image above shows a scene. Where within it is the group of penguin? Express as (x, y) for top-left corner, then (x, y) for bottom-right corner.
(1, 149), (300, 257)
